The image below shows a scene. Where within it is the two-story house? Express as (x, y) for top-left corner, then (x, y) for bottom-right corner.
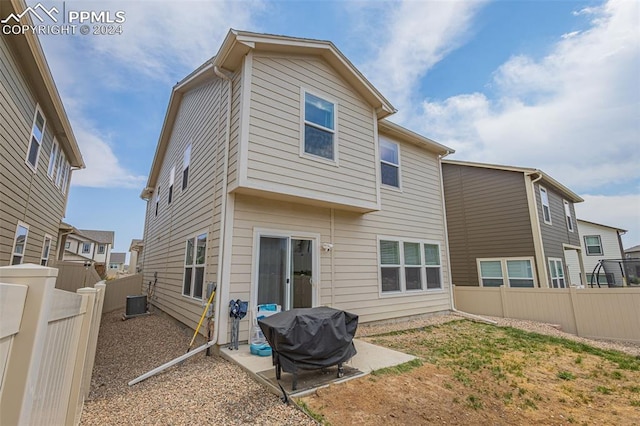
(0, 0), (84, 267)
(62, 229), (114, 271)
(140, 30), (455, 346)
(442, 160), (585, 289)
(567, 219), (626, 286)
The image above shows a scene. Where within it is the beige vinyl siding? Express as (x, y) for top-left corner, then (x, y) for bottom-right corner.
(243, 54), (378, 209)
(442, 164), (536, 286)
(0, 34), (65, 265)
(141, 78), (228, 330)
(578, 220), (624, 285)
(224, 136), (451, 343)
(226, 70), (242, 189)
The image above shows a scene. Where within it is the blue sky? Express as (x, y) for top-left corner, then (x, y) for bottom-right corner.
(29, 0), (639, 258)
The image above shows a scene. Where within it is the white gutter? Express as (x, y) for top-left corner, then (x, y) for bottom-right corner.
(439, 152), (497, 325)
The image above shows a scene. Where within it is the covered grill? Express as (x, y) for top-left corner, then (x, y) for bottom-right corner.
(258, 307), (358, 391)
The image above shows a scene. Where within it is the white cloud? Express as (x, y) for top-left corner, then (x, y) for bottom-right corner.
(415, 0), (639, 194)
(575, 194), (640, 248)
(354, 0), (485, 119)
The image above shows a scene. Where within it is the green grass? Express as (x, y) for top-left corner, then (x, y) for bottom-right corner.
(557, 371), (575, 381)
(466, 394), (483, 410)
(596, 386), (612, 395)
(296, 400), (329, 425)
(371, 358), (423, 376)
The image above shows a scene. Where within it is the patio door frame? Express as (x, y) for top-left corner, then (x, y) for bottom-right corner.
(251, 228), (320, 316)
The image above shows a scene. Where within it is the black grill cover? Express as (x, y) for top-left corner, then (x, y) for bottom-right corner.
(258, 307), (358, 373)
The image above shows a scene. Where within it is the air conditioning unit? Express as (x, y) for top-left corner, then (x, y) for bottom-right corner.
(125, 295), (147, 316)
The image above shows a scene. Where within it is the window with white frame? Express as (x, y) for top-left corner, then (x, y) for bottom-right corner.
(26, 107), (46, 171)
(549, 258), (566, 288)
(379, 238), (442, 294)
(303, 91), (336, 161)
(168, 166), (175, 204)
(183, 232), (207, 299)
(41, 235), (52, 266)
(182, 144), (191, 191)
(97, 244), (105, 254)
(563, 200), (574, 232)
(380, 138), (400, 188)
(48, 139), (59, 178)
(586, 273), (615, 286)
(82, 242), (91, 254)
(11, 223), (29, 265)
(478, 258), (535, 287)
(539, 186), (551, 224)
(584, 235), (603, 256)
(154, 186), (160, 216)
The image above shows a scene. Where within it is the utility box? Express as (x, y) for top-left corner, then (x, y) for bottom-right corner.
(125, 295), (147, 317)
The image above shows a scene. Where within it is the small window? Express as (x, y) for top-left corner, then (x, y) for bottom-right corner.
(82, 242), (91, 254)
(97, 244), (105, 254)
(539, 186), (551, 224)
(379, 238), (442, 294)
(183, 233), (207, 299)
(478, 258), (535, 288)
(48, 139), (59, 178)
(380, 139), (400, 188)
(168, 166), (175, 204)
(303, 91), (336, 161)
(41, 235), (52, 266)
(11, 223), (29, 265)
(182, 144), (191, 191)
(549, 258), (566, 288)
(26, 107), (46, 171)
(584, 235), (603, 256)
(65, 241), (70, 249)
(563, 200), (573, 232)
(155, 186), (160, 216)
(55, 150), (66, 188)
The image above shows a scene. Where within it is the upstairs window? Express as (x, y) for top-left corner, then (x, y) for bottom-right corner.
(155, 186), (160, 216)
(539, 186), (552, 224)
(380, 139), (400, 188)
(563, 200), (574, 232)
(97, 244), (105, 254)
(168, 166), (175, 204)
(11, 223), (29, 265)
(303, 91), (336, 161)
(48, 139), (59, 178)
(82, 242), (91, 254)
(584, 235), (603, 255)
(65, 241), (70, 249)
(183, 232), (207, 299)
(26, 107), (46, 171)
(41, 235), (52, 266)
(182, 144), (191, 191)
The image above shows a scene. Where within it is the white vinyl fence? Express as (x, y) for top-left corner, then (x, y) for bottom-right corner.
(0, 264), (105, 425)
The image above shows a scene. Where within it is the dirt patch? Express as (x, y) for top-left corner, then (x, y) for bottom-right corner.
(300, 320), (640, 425)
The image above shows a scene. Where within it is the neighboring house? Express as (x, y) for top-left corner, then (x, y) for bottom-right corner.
(107, 252), (126, 276)
(565, 219), (626, 287)
(442, 160), (584, 289)
(0, 0), (84, 266)
(140, 30), (455, 345)
(625, 245), (640, 259)
(128, 239), (143, 273)
(62, 229), (114, 268)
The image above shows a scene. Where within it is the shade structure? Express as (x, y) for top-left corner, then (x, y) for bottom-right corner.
(258, 307), (358, 382)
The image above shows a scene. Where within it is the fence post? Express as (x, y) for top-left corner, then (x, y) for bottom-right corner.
(0, 264), (58, 426)
(568, 287), (582, 337)
(82, 282), (106, 399)
(66, 287), (97, 426)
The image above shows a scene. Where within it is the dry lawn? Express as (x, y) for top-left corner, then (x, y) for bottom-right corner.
(299, 320), (640, 425)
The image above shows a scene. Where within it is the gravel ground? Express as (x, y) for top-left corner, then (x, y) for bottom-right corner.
(80, 311), (314, 426)
(83, 309), (639, 425)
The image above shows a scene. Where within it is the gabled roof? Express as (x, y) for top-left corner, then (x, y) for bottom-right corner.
(129, 239), (144, 251)
(141, 29), (397, 198)
(442, 159), (583, 203)
(577, 218), (627, 233)
(1, 0), (84, 168)
(110, 252), (126, 264)
(379, 120), (454, 156)
(624, 245), (640, 253)
(69, 229), (115, 245)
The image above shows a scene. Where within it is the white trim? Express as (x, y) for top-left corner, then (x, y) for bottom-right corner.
(525, 174), (548, 287)
(168, 166), (175, 204)
(11, 222), (30, 265)
(476, 257), (537, 288)
(373, 110), (381, 207)
(563, 199), (574, 232)
(377, 235), (444, 297)
(299, 87), (339, 166)
(40, 234), (53, 266)
(47, 138), (59, 179)
(379, 135), (402, 191)
(539, 185), (552, 225)
(182, 229), (209, 301)
(584, 235), (603, 256)
(182, 143), (191, 191)
(25, 104), (46, 172)
(548, 257), (567, 289)
(238, 52), (252, 187)
(251, 227), (321, 318)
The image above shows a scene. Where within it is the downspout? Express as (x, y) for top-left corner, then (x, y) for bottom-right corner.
(209, 65), (233, 347)
(527, 172), (548, 287)
(439, 152), (497, 325)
